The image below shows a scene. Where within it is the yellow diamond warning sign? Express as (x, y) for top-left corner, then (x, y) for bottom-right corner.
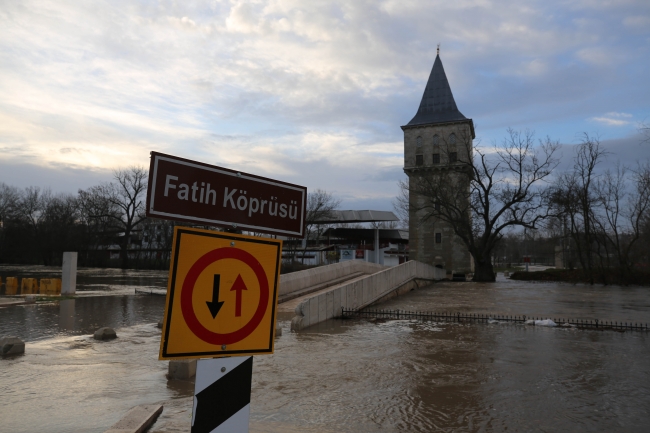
(159, 227), (282, 359)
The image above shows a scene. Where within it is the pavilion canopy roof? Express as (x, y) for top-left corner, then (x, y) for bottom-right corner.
(322, 228), (408, 242)
(311, 210), (399, 224)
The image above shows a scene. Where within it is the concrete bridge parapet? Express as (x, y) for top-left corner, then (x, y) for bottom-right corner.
(280, 260), (388, 298)
(291, 260), (445, 331)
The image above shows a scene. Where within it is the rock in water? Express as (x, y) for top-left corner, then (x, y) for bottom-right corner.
(1, 336), (25, 357)
(93, 327), (117, 340)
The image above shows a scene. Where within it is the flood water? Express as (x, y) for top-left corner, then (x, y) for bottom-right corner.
(1, 270), (649, 432)
(0, 265), (168, 296)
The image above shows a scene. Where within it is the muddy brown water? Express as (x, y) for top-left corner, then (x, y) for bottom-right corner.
(0, 264), (169, 296)
(1, 269), (649, 432)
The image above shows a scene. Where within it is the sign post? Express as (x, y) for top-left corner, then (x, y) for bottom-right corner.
(149, 152), (306, 432)
(192, 357), (253, 433)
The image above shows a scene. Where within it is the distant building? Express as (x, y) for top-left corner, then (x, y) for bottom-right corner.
(402, 51), (474, 274)
(281, 227), (409, 267)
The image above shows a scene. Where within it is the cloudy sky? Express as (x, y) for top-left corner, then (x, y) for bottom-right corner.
(1, 0), (649, 210)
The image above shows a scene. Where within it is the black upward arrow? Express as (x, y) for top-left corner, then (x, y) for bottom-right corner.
(206, 274), (224, 319)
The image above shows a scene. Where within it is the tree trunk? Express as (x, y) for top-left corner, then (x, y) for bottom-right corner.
(473, 259), (496, 282)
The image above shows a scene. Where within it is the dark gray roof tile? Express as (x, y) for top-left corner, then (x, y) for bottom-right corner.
(406, 54), (467, 126)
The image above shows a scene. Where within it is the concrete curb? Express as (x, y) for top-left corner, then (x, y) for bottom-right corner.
(278, 271), (367, 303)
(363, 277), (437, 309)
(0, 300), (28, 308)
(280, 261), (387, 298)
(104, 404), (163, 433)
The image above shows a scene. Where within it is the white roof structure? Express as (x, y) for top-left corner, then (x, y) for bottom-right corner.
(311, 210), (399, 224)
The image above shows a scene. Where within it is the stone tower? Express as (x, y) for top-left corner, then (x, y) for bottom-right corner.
(402, 52), (475, 274)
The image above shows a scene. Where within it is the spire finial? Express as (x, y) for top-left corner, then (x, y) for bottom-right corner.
(437, 43), (440, 55)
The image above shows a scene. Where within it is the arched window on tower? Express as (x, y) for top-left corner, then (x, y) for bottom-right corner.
(416, 136), (422, 147)
(432, 134), (441, 164)
(448, 133), (456, 145)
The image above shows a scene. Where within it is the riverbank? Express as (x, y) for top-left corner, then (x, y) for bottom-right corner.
(509, 268), (650, 286)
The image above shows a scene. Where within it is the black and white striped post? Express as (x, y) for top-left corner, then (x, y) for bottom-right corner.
(191, 356), (254, 433)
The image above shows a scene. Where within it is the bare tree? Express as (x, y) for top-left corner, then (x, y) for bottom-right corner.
(78, 166), (148, 269)
(39, 193), (80, 265)
(0, 182), (20, 227)
(407, 128), (560, 282)
(16, 187), (51, 237)
(392, 180), (409, 229)
(640, 121), (650, 145)
(141, 218), (176, 269)
(299, 189), (341, 265)
(78, 184), (120, 260)
(551, 134), (607, 283)
(593, 162), (650, 281)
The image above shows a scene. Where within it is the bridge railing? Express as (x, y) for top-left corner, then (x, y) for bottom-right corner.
(341, 308), (649, 332)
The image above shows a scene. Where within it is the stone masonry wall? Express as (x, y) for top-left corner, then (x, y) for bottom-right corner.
(404, 121), (473, 274)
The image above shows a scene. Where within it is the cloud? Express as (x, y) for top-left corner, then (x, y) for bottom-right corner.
(554, 131), (648, 173)
(590, 112), (634, 126)
(623, 15), (650, 30)
(0, 0), (649, 213)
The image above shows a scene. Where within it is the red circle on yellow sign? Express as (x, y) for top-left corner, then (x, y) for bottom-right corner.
(180, 247), (269, 345)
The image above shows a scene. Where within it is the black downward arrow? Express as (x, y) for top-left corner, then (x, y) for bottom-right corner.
(206, 274), (224, 319)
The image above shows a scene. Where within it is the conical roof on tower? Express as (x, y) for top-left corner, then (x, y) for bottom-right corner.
(406, 54), (467, 126)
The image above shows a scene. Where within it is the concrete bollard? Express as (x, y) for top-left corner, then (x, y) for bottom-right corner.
(1, 336), (25, 357)
(40, 279), (62, 295)
(21, 278), (38, 295)
(167, 360), (197, 381)
(5, 277), (18, 295)
(62, 252), (77, 295)
(93, 327), (117, 341)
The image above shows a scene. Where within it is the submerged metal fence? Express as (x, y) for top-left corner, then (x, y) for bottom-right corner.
(341, 308), (649, 332)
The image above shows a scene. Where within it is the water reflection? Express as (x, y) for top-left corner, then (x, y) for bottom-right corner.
(249, 318), (650, 432)
(0, 295), (166, 342)
(59, 299), (75, 330)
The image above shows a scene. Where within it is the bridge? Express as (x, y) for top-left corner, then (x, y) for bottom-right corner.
(277, 260), (446, 330)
